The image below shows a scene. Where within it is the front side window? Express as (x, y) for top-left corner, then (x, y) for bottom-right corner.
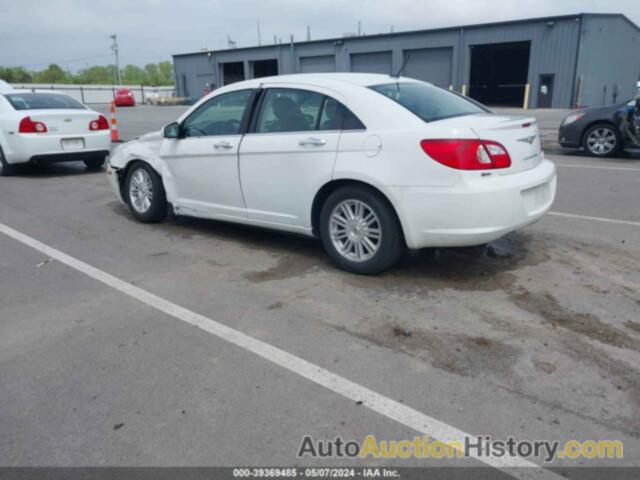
(4, 93), (86, 111)
(370, 82), (488, 123)
(256, 88), (324, 133)
(182, 89), (253, 137)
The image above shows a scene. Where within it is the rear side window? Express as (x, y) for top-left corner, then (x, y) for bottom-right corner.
(370, 82), (488, 123)
(255, 88), (366, 133)
(319, 97), (365, 131)
(4, 93), (86, 111)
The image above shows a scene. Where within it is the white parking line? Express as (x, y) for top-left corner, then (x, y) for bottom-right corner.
(548, 211), (640, 227)
(554, 163), (640, 172)
(0, 221), (559, 480)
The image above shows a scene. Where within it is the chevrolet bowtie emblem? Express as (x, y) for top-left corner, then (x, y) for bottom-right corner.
(518, 135), (537, 144)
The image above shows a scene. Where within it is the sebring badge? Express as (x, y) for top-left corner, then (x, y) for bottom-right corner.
(517, 135), (537, 145)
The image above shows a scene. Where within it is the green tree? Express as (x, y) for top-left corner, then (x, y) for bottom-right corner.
(0, 66), (33, 83)
(144, 63), (160, 86)
(33, 64), (69, 83)
(75, 65), (117, 85)
(1, 62), (174, 86)
(157, 61), (174, 85)
(121, 64), (147, 85)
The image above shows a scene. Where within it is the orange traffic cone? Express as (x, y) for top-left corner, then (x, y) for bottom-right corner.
(109, 100), (122, 143)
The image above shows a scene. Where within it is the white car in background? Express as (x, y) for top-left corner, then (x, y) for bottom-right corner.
(0, 90), (111, 175)
(107, 73), (556, 274)
(0, 79), (14, 93)
(145, 89), (161, 104)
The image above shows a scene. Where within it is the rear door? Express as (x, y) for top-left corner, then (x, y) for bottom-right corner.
(239, 86), (342, 227)
(537, 75), (554, 109)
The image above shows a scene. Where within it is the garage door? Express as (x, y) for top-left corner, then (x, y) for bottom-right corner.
(403, 47), (453, 88)
(350, 51), (392, 75)
(299, 55), (336, 73)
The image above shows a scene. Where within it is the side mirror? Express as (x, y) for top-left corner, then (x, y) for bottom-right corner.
(163, 122), (180, 139)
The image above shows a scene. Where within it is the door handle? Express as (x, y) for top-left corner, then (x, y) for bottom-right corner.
(299, 137), (326, 147)
(213, 141), (234, 149)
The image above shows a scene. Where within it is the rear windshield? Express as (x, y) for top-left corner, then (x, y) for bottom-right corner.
(370, 82), (488, 123)
(4, 93), (86, 111)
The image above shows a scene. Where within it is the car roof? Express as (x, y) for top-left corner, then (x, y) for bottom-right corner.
(228, 73), (424, 90)
(3, 89), (71, 95)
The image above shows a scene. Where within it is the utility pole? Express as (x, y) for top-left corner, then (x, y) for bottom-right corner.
(110, 34), (120, 85)
(306, 25), (311, 41)
(257, 20), (261, 46)
(358, 21), (362, 36)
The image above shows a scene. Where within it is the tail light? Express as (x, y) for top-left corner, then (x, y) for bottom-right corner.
(19, 117), (48, 133)
(89, 115), (109, 131)
(420, 139), (511, 170)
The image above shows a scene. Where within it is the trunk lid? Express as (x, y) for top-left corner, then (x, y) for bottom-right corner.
(22, 109), (102, 135)
(436, 113), (543, 174)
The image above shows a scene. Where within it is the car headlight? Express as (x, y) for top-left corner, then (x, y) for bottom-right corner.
(562, 112), (585, 126)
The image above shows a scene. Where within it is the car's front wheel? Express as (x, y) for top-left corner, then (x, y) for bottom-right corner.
(583, 123), (621, 157)
(319, 185), (404, 275)
(124, 162), (167, 222)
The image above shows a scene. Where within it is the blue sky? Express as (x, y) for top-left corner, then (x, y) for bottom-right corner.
(1, 0), (639, 70)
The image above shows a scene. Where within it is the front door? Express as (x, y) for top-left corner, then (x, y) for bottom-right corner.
(538, 74), (555, 108)
(239, 87), (342, 227)
(160, 89), (254, 219)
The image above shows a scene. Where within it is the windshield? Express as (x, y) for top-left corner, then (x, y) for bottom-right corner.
(370, 82), (489, 123)
(4, 93), (86, 111)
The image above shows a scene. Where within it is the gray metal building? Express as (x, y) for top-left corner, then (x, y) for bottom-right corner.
(173, 13), (640, 108)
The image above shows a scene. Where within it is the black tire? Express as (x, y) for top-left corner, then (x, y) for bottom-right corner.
(0, 147), (17, 176)
(319, 185), (404, 275)
(124, 162), (167, 223)
(84, 156), (106, 169)
(582, 123), (621, 157)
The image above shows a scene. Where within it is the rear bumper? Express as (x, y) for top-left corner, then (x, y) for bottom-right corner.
(115, 98), (135, 106)
(29, 150), (110, 164)
(3, 131), (111, 165)
(387, 159), (557, 249)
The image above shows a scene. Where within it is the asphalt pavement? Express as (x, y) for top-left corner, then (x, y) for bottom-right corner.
(1, 105), (639, 477)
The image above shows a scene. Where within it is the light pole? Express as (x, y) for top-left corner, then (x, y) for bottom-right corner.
(110, 34), (120, 85)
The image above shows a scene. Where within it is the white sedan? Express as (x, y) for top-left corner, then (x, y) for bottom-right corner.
(107, 73), (556, 274)
(0, 90), (111, 175)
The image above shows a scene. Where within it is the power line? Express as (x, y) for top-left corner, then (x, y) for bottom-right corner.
(6, 54), (113, 69)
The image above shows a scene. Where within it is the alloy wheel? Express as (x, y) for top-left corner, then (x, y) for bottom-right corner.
(129, 168), (154, 214)
(586, 127), (617, 155)
(329, 199), (382, 262)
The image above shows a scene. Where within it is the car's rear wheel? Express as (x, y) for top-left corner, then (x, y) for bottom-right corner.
(125, 162), (167, 222)
(0, 147), (17, 176)
(583, 123), (621, 157)
(319, 185), (403, 274)
(84, 156), (106, 169)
